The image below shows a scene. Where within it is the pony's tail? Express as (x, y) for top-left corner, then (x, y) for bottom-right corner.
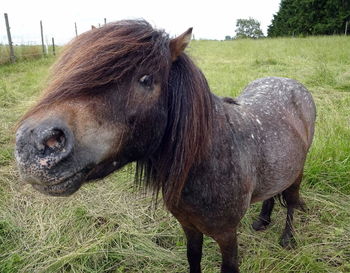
(275, 193), (307, 212)
(275, 193), (286, 208)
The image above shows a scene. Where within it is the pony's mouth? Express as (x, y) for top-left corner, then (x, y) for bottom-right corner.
(30, 169), (90, 196)
(23, 155), (127, 197)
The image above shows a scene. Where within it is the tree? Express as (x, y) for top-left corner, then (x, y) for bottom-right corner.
(235, 18), (264, 39)
(268, 0), (350, 37)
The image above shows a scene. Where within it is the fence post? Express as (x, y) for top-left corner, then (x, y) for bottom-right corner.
(104, 18), (107, 25)
(52, 37), (55, 56)
(75, 22), (78, 37)
(4, 13), (15, 63)
(345, 21), (348, 35)
(40, 20), (46, 56)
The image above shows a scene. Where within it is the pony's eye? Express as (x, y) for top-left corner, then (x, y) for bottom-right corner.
(139, 75), (154, 89)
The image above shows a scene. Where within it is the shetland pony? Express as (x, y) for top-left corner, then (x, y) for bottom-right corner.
(15, 20), (316, 272)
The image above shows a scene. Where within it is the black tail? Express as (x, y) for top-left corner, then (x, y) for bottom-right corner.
(275, 193), (287, 208)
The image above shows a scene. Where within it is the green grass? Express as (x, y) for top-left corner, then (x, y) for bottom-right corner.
(1, 36), (350, 273)
(0, 45), (57, 65)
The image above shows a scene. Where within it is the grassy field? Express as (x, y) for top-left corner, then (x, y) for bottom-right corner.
(0, 45), (57, 65)
(1, 36), (350, 273)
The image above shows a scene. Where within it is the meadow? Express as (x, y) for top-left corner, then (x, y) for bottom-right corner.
(0, 45), (56, 65)
(0, 36), (350, 273)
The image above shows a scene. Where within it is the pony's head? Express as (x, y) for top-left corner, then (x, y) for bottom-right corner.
(15, 20), (212, 206)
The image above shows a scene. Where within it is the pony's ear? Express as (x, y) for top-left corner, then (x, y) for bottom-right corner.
(169, 28), (193, 61)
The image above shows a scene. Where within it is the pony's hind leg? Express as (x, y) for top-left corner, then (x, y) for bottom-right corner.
(280, 172), (306, 248)
(252, 197), (275, 231)
(212, 229), (240, 273)
(182, 225), (203, 273)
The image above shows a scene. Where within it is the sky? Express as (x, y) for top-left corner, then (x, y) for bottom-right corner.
(1, 0), (281, 45)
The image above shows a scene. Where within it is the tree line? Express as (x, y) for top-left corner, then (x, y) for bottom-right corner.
(268, 0), (350, 37)
(230, 0), (350, 39)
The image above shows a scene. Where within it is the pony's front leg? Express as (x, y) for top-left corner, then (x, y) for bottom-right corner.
(213, 229), (240, 273)
(182, 226), (203, 273)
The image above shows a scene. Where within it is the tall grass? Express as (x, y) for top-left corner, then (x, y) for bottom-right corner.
(1, 36), (350, 272)
(0, 45), (57, 65)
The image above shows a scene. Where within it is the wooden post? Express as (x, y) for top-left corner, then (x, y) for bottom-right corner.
(104, 18), (107, 25)
(4, 13), (15, 63)
(40, 20), (46, 56)
(52, 37), (55, 56)
(75, 22), (78, 37)
(345, 21), (348, 35)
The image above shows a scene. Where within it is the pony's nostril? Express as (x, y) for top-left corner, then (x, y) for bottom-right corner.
(39, 129), (68, 156)
(44, 129), (66, 150)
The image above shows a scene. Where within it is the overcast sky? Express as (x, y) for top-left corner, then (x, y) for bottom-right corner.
(1, 0), (281, 45)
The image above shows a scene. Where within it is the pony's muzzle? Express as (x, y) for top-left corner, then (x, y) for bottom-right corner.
(15, 118), (74, 176)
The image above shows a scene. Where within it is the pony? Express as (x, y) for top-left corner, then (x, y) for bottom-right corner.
(15, 20), (316, 273)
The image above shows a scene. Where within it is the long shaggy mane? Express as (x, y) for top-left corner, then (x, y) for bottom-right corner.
(136, 53), (214, 208)
(19, 20), (170, 123)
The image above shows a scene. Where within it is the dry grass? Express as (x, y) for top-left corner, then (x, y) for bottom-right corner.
(1, 36), (350, 272)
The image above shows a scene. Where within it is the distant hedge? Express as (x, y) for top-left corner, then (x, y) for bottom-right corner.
(268, 0), (350, 37)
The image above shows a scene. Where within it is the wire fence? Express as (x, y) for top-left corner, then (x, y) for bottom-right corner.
(0, 13), (56, 64)
(1, 13), (107, 65)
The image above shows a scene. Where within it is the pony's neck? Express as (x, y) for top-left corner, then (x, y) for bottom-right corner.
(135, 53), (214, 208)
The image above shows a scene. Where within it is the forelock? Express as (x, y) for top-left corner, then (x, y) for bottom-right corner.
(18, 20), (171, 124)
